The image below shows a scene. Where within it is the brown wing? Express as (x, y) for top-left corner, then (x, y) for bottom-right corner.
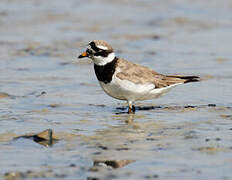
(116, 58), (199, 88)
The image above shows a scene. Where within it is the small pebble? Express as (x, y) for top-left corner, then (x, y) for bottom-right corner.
(26, 170), (32, 174)
(87, 177), (99, 180)
(146, 138), (158, 141)
(98, 145), (108, 150)
(88, 167), (99, 172)
(145, 174), (159, 179)
(69, 164), (76, 167)
(55, 173), (66, 178)
(208, 104), (216, 107)
(41, 91), (46, 95)
(151, 35), (161, 40)
(116, 147), (129, 151)
(92, 152), (101, 155)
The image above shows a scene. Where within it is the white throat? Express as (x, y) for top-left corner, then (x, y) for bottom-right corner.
(92, 52), (115, 66)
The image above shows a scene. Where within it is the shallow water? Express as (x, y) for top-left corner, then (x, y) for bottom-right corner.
(0, 0), (232, 179)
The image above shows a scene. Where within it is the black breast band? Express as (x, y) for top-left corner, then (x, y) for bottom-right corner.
(94, 57), (118, 84)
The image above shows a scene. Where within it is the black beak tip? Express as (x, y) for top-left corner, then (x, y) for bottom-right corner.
(78, 55), (83, 59)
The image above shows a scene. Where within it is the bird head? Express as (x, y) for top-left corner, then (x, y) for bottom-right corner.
(78, 40), (115, 66)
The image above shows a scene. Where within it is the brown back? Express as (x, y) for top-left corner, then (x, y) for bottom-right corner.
(116, 58), (188, 88)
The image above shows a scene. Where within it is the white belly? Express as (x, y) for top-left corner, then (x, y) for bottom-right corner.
(99, 76), (181, 102)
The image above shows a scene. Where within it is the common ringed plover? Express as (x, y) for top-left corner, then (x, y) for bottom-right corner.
(78, 40), (199, 113)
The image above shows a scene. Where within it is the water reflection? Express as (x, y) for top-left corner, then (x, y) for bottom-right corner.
(84, 113), (163, 180)
(115, 104), (218, 115)
(115, 105), (162, 114)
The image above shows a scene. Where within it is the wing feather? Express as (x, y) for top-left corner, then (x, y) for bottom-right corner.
(116, 58), (197, 89)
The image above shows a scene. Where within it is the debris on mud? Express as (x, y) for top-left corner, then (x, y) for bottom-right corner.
(14, 129), (58, 147)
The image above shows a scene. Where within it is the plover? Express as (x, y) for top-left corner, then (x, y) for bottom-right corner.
(78, 40), (199, 113)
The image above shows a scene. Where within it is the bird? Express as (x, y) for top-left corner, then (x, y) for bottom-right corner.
(78, 40), (199, 113)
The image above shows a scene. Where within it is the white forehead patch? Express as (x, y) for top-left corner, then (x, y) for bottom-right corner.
(96, 45), (108, 50)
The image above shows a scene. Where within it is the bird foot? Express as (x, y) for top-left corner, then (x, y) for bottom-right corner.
(128, 105), (136, 114)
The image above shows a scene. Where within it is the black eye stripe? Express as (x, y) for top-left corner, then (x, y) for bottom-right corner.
(94, 50), (109, 57)
(89, 42), (100, 52)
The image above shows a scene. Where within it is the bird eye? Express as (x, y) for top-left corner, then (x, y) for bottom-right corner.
(86, 48), (93, 55)
(93, 50), (109, 57)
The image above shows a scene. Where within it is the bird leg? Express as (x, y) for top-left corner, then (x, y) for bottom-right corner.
(128, 101), (135, 114)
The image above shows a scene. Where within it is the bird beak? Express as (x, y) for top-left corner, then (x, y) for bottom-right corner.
(78, 51), (88, 59)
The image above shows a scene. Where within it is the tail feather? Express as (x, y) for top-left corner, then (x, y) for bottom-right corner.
(167, 75), (200, 84)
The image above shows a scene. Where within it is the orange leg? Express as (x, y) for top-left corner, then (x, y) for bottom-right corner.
(127, 101), (135, 114)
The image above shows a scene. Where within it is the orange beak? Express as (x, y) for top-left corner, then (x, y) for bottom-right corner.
(78, 51), (88, 59)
